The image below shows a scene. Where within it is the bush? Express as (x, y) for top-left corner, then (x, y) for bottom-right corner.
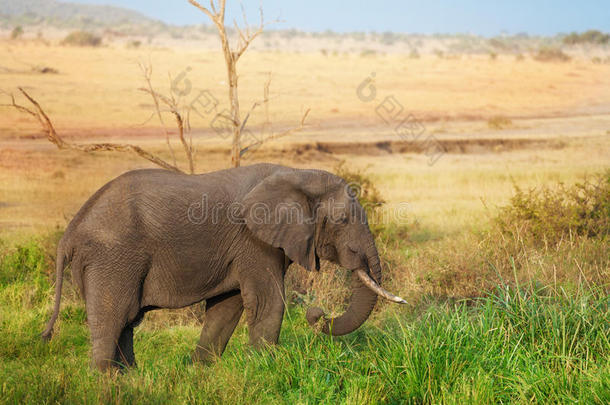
(496, 171), (610, 246)
(10, 26), (23, 40)
(360, 49), (377, 57)
(534, 47), (571, 62)
(334, 161), (385, 216)
(487, 115), (512, 129)
(61, 31), (102, 47)
(563, 30), (610, 45)
(126, 40), (142, 49)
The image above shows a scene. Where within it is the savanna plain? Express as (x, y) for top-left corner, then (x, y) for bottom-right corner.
(1, 36), (609, 404)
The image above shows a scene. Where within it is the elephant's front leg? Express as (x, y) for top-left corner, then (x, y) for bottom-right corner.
(193, 291), (244, 364)
(240, 268), (286, 348)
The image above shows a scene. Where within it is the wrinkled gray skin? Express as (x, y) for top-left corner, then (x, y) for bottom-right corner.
(42, 163), (383, 371)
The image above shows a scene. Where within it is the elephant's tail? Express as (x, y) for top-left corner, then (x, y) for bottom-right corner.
(41, 241), (70, 341)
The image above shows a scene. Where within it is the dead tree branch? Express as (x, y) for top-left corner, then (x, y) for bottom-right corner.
(240, 73), (274, 135)
(240, 108), (310, 155)
(138, 87), (195, 174)
(4, 88), (185, 173)
(140, 62), (178, 167)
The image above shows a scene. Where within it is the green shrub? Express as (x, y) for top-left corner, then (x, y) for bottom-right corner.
(360, 49), (377, 57)
(61, 31), (102, 47)
(496, 171), (610, 246)
(10, 26), (24, 40)
(126, 40), (141, 49)
(488, 37), (510, 50)
(534, 47), (571, 62)
(334, 161), (386, 236)
(334, 161), (385, 212)
(487, 115), (512, 129)
(563, 30), (610, 45)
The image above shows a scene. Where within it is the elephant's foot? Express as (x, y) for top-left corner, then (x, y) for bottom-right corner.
(191, 347), (217, 365)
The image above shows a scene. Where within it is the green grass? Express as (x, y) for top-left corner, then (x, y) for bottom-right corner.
(1, 242), (609, 404)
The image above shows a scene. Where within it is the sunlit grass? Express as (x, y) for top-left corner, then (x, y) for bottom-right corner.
(2, 271), (608, 403)
(1, 225), (608, 403)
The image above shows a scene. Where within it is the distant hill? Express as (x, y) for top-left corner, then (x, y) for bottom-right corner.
(0, 0), (163, 29)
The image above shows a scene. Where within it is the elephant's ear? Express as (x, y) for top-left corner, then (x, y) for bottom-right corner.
(241, 168), (339, 271)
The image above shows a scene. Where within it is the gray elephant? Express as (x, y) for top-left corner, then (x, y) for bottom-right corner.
(41, 163), (405, 371)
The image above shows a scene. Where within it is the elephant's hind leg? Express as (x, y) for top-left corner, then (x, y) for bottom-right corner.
(84, 262), (144, 372)
(193, 291), (243, 364)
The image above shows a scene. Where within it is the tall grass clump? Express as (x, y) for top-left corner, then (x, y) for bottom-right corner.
(563, 30), (610, 45)
(380, 171), (610, 301)
(534, 47), (571, 62)
(0, 241), (49, 290)
(477, 170), (610, 291)
(61, 31), (102, 47)
(334, 161), (386, 233)
(10, 26), (24, 40)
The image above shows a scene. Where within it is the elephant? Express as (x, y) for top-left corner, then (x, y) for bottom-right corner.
(41, 163), (405, 371)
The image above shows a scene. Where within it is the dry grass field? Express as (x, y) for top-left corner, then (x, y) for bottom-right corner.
(1, 41), (609, 237)
(1, 42), (610, 131)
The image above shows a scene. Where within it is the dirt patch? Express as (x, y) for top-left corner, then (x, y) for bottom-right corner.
(269, 137), (569, 157)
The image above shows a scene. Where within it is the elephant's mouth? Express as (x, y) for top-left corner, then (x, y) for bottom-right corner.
(354, 269), (407, 304)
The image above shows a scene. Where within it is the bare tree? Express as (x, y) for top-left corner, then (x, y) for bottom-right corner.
(139, 63), (195, 174)
(188, 0), (308, 167)
(3, 1), (308, 173)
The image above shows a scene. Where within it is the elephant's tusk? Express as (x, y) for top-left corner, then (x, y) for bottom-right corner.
(355, 269), (407, 304)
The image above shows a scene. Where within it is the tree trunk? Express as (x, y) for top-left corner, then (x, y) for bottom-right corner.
(229, 65), (240, 167)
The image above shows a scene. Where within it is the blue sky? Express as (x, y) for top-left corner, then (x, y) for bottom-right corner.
(71, 0), (610, 36)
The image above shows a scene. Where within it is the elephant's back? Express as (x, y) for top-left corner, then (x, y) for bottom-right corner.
(62, 165), (283, 246)
(65, 170), (196, 240)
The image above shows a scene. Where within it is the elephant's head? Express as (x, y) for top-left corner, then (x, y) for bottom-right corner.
(241, 167), (405, 336)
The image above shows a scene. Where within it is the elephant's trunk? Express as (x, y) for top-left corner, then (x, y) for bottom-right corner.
(306, 242), (383, 336)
